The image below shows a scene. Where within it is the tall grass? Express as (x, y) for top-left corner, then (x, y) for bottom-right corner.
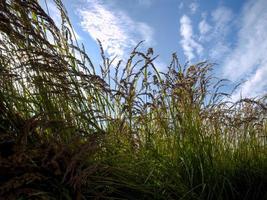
(0, 0), (266, 199)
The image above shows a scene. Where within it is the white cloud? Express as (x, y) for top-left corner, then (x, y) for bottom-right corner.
(138, 22), (154, 44)
(189, 2), (198, 14)
(193, 2), (266, 98)
(197, 7), (233, 60)
(207, 6), (233, 41)
(198, 18), (211, 35)
(211, 6), (233, 30)
(180, 15), (203, 61)
(209, 41), (230, 60)
(232, 65), (267, 100)
(78, 0), (154, 59)
(138, 0), (152, 7)
(222, 0), (267, 98)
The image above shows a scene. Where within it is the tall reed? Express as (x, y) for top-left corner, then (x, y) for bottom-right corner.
(0, 0), (266, 199)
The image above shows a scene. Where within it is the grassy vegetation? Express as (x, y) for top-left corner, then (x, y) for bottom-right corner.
(0, 0), (266, 199)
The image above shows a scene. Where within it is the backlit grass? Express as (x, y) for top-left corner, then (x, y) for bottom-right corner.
(0, 0), (266, 199)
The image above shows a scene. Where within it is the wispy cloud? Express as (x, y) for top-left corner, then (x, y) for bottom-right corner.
(210, 6), (233, 44)
(189, 2), (198, 14)
(197, 7), (233, 61)
(222, 0), (267, 98)
(78, 0), (154, 59)
(209, 41), (230, 60)
(137, 0), (152, 7)
(193, 2), (266, 98)
(198, 18), (211, 35)
(232, 66), (267, 100)
(180, 15), (203, 61)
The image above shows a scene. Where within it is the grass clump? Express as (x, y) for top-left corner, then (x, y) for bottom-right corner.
(0, 0), (266, 199)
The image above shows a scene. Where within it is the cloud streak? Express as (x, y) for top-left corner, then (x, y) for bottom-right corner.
(222, 0), (267, 98)
(198, 18), (211, 35)
(78, 0), (154, 59)
(138, 0), (152, 7)
(180, 15), (203, 61)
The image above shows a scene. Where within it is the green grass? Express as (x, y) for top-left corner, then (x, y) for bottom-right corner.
(0, 0), (266, 199)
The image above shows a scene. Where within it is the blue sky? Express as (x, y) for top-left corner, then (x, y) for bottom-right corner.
(44, 0), (267, 100)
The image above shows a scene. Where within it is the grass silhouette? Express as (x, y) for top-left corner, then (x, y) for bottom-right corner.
(0, 0), (266, 199)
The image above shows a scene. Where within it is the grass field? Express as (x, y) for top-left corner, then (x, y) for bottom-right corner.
(0, 0), (266, 199)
